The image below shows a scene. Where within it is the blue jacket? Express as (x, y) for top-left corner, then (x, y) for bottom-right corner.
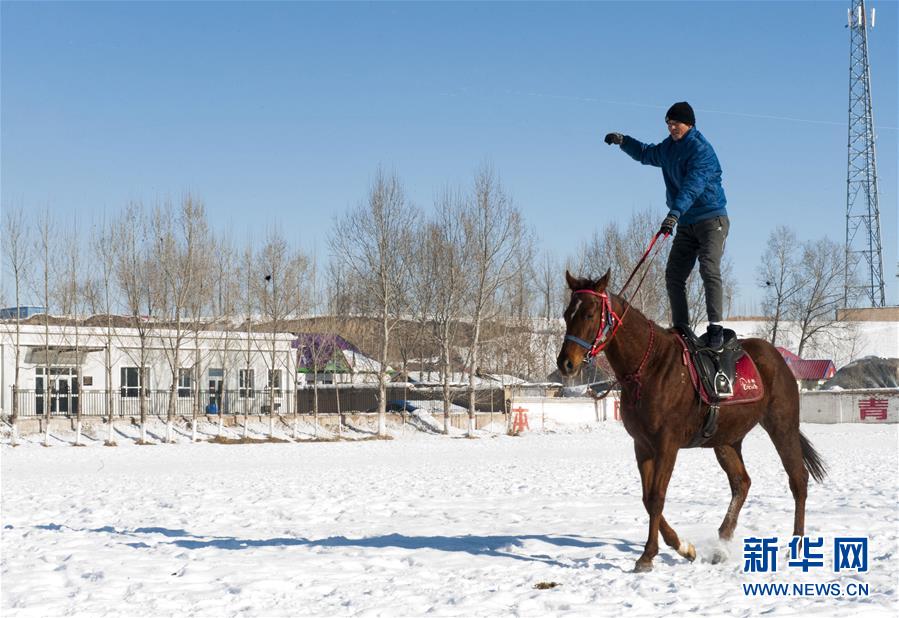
(620, 128), (727, 225)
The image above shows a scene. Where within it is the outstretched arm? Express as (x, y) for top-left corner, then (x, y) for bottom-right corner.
(620, 136), (666, 168)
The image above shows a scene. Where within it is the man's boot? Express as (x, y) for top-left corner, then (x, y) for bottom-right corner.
(707, 324), (724, 351)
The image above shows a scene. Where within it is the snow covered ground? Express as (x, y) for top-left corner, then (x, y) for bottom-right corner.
(2, 422), (897, 617)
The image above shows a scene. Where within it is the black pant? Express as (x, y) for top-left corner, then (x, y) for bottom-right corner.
(665, 215), (729, 326)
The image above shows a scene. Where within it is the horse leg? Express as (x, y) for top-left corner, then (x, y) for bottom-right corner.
(713, 442), (751, 540)
(635, 443), (680, 572)
(761, 423), (809, 537)
(635, 451), (692, 560)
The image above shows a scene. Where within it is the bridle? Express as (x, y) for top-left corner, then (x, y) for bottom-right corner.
(564, 231), (669, 364)
(564, 288), (622, 360)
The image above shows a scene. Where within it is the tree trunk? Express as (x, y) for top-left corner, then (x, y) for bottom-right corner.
(335, 378), (342, 438)
(293, 384), (299, 441)
(192, 341), (200, 442)
(467, 319), (481, 437)
(10, 385), (19, 447)
(106, 338), (115, 445)
(167, 383), (175, 443)
(442, 335), (452, 435)
(167, 337), (179, 443)
(378, 314), (389, 437)
(11, 319), (21, 446)
(139, 356), (148, 443)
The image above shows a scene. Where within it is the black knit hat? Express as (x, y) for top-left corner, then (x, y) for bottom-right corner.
(665, 101), (695, 126)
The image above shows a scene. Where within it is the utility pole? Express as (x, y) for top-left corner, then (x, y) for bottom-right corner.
(844, 0), (885, 307)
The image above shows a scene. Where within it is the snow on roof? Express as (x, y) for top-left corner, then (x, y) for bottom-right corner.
(482, 373), (528, 386)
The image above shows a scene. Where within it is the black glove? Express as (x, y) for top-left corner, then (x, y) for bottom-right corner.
(659, 214), (678, 236)
(604, 132), (624, 146)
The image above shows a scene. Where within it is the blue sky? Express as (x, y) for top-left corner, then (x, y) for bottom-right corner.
(2, 1), (897, 311)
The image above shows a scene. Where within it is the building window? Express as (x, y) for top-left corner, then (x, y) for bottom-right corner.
(178, 368), (192, 398)
(120, 367), (143, 398)
(239, 369), (254, 398)
(268, 369), (282, 397)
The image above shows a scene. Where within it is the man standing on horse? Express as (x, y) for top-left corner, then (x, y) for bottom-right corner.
(604, 101), (729, 350)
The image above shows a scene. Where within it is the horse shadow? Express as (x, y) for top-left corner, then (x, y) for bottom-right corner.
(32, 523), (655, 570)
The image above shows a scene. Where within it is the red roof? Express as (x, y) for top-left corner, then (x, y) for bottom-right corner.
(777, 349), (836, 380)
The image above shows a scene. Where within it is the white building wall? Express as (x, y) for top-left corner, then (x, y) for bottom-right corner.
(800, 389), (899, 423)
(0, 323), (297, 415)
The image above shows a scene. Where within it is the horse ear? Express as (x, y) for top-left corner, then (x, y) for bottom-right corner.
(595, 268), (611, 292)
(565, 270), (581, 290)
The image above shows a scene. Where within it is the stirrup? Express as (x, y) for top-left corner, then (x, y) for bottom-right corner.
(715, 370), (734, 398)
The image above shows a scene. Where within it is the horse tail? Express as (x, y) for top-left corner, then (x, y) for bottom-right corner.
(799, 431), (827, 483)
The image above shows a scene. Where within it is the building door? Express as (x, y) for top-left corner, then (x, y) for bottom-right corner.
(208, 368), (224, 413)
(35, 367), (78, 415)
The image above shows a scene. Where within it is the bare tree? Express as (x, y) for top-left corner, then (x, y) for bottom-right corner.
(237, 242), (257, 439)
(490, 228), (537, 411)
(113, 202), (158, 444)
(537, 250), (563, 323)
(1, 205), (31, 444)
(207, 232), (239, 438)
(302, 255), (327, 434)
(56, 218), (86, 445)
(462, 165), (525, 436)
(325, 259), (351, 438)
(790, 238), (849, 357)
(154, 196), (209, 442)
(256, 227), (308, 438)
(423, 188), (469, 433)
(184, 209), (215, 442)
(34, 208), (55, 447)
(757, 226), (802, 346)
(90, 214), (119, 444)
(398, 235), (432, 430)
(331, 169), (418, 437)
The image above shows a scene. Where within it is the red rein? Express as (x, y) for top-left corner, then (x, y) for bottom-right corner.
(569, 288), (622, 359)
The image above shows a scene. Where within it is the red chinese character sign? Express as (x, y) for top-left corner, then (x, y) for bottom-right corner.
(858, 397), (889, 421)
(511, 407), (530, 433)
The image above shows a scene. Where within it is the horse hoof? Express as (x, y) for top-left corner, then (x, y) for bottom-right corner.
(633, 560), (653, 573)
(678, 541), (696, 562)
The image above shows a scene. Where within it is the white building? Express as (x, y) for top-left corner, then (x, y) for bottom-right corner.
(0, 319), (297, 418)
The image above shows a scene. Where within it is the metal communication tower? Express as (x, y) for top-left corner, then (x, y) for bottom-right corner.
(844, 0), (885, 307)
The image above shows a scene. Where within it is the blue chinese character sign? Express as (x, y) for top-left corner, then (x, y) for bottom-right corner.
(743, 536), (779, 573)
(834, 537), (868, 572)
(787, 536), (825, 572)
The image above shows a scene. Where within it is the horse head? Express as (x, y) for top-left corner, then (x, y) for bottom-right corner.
(557, 268), (619, 377)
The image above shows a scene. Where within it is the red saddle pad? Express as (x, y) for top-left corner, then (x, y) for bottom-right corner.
(678, 337), (765, 406)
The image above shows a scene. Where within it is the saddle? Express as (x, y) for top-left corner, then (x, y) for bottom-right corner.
(673, 325), (765, 448)
(675, 324), (741, 400)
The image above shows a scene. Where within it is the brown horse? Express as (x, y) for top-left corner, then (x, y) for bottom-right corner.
(557, 270), (826, 572)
